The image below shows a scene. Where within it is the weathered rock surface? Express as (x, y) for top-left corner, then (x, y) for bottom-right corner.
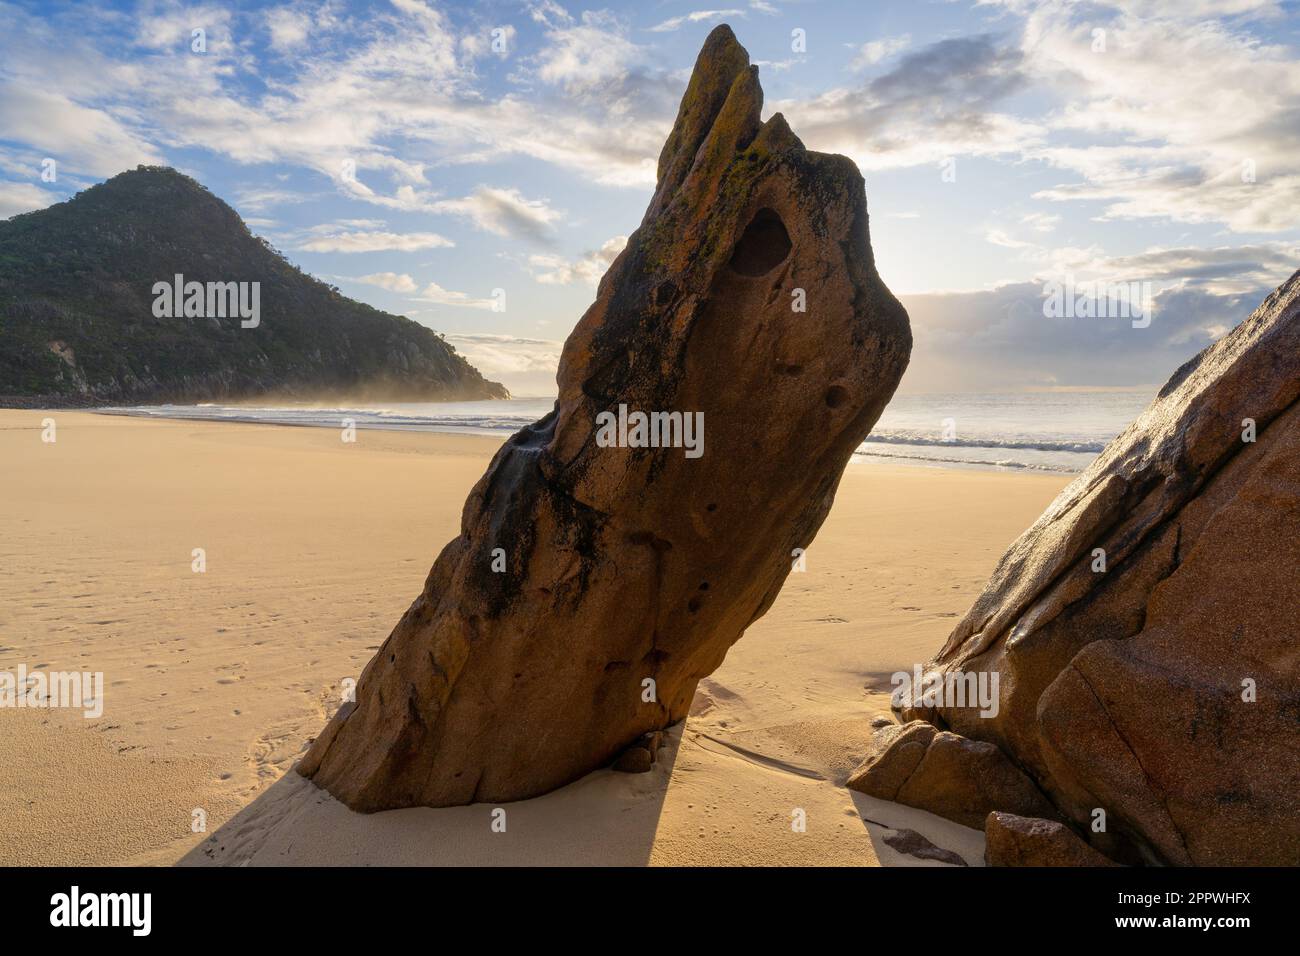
(611, 731), (671, 773)
(899, 271), (1300, 865)
(985, 812), (1118, 867)
(880, 827), (968, 866)
(612, 746), (653, 774)
(298, 25), (911, 810)
(846, 721), (1057, 829)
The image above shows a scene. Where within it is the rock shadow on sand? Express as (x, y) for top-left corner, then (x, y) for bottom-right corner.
(181, 726), (683, 867)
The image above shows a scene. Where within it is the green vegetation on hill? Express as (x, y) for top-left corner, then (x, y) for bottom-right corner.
(0, 166), (508, 405)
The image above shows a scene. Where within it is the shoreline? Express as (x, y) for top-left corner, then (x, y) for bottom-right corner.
(91, 405), (517, 442)
(88, 403), (1089, 475)
(1, 410), (1069, 865)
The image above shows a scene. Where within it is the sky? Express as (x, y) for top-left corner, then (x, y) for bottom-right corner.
(1, 0), (1298, 396)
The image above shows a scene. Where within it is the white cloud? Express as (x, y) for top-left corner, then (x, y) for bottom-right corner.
(850, 35), (911, 70)
(986, 229), (1033, 249)
(332, 179), (565, 241)
(773, 1), (1300, 235)
(298, 229), (455, 253)
(413, 282), (498, 310)
(1010, 0), (1300, 232)
(778, 34), (1042, 171)
(0, 0), (674, 192)
(431, 187), (563, 242)
(535, 10), (645, 95)
(648, 10), (745, 34)
(233, 186), (314, 212)
(1045, 242), (1300, 296)
(461, 24), (515, 60)
(899, 280), (1271, 392)
(1021, 211), (1059, 232)
(134, 2), (233, 51)
(442, 333), (564, 395)
(351, 272), (419, 292)
(526, 1), (573, 28)
(444, 332), (563, 374)
(529, 236), (627, 285)
(265, 7), (313, 52)
(0, 180), (60, 219)
(390, 0), (445, 25)
(0, 84), (162, 178)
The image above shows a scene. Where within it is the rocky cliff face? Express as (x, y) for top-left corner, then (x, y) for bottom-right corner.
(891, 271), (1300, 865)
(298, 25), (912, 810)
(0, 167), (506, 405)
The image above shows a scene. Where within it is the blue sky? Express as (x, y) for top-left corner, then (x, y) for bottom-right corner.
(1, 0), (1298, 394)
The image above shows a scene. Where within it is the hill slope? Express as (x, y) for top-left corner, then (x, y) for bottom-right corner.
(0, 167), (507, 405)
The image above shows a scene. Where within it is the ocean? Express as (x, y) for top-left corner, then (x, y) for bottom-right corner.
(859, 390), (1154, 472)
(99, 389), (1156, 474)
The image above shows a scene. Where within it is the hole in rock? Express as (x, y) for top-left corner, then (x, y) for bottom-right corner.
(825, 385), (850, 409)
(729, 208), (792, 277)
(627, 529), (672, 551)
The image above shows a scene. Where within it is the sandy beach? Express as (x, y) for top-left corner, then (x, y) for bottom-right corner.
(0, 409), (1068, 866)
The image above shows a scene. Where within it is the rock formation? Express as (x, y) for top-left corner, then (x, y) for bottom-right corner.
(984, 812), (1118, 867)
(298, 25), (911, 810)
(847, 720), (1058, 829)
(880, 828), (968, 867)
(895, 270), (1300, 865)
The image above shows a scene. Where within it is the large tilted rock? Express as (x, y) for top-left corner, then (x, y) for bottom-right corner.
(298, 25), (911, 810)
(898, 271), (1300, 865)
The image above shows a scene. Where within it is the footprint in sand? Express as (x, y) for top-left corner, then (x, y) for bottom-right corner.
(246, 720), (314, 783)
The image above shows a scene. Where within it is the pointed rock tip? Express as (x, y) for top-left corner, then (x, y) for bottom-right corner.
(702, 23), (740, 50)
(756, 112), (803, 151)
(690, 22), (750, 86)
(697, 24), (752, 91)
(654, 25), (755, 191)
